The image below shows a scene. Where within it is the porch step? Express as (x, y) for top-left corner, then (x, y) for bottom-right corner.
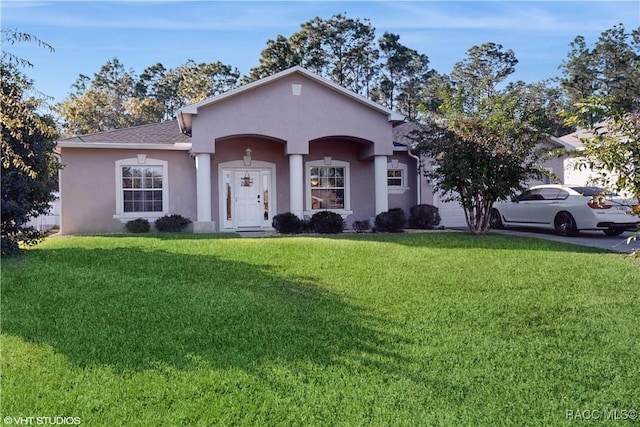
(235, 230), (276, 238)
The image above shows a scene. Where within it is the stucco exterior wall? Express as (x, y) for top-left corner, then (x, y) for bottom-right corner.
(305, 139), (375, 227)
(191, 74), (393, 156)
(387, 152), (419, 215)
(59, 148), (196, 234)
(211, 137), (290, 228)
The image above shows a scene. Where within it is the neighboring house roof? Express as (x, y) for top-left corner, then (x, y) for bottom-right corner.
(555, 129), (588, 150)
(546, 135), (581, 151)
(177, 66), (405, 135)
(57, 119), (192, 150)
(392, 122), (586, 157)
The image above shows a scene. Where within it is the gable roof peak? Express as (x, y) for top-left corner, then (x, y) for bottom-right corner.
(177, 66), (404, 134)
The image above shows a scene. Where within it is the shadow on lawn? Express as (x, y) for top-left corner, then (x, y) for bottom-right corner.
(1, 246), (409, 374)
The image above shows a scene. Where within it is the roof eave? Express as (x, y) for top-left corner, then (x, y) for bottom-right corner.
(548, 135), (580, 151)
(57, 142), (192, 150)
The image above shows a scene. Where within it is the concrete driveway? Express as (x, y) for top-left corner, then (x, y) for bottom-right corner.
(490, 228), (640, 253)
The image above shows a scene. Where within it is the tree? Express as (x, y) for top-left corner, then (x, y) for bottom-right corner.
(58, 58), (241, 134)
(247, 13), (379, 96)
(373, 32), (434, 121)
(321, 13), (379, 96)
(245, 35), (302, 81)
(135, 62), (180, 121)
(412, 43), (553, 234)
(560, 24), (640, 123)
(1, 30), (61, 255)
(56, 58), (163, 135)
(173, 60), (241, 105)
(565, 96), (640, 201)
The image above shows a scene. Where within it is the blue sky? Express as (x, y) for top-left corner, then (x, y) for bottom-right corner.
(2, 1), (639, 105)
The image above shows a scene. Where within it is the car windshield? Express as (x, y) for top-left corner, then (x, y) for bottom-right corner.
(569, 186), (618, 197)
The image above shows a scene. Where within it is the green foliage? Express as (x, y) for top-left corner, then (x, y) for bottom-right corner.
(248, 13), (432, 118)
(1, 29), (54, 68)
(374, 208), (407, 232)
(413, 43), (552, 234)
(249, 13), (379, 97)
(154, 214), (191, 232)
(309, 210), (344, 234)
(352, 219), (371, 233)
(125, 218), (150, 233)
(272, 212), (306, 234)
(2, 234), (638, 425)
(1, 31), (61, 255)
(372, 32), (434, 121)
(564, 96), (640, 201)
(560, 24), (640, 123)
(57, 58), (241, 135)
(408, 204), (441, 229)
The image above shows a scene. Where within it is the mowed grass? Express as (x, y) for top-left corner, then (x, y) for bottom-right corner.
(1, 233), (639, 426)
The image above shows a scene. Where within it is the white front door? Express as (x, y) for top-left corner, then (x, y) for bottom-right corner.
(235, 170), (263, 227)
(220, 163), (275, 231)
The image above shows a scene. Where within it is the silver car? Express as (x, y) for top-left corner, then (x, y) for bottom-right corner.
(490, 185), (639, 236)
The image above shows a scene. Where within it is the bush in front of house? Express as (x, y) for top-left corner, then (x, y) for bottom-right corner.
(272, 212), (306, 234)
(374, 208), (407, 233)
(408, 204), (441, 229)
(309, 211), (344, 234)
(155, 214), (192, 232)
(352, 220), (370, 233)
(126, 218), (150, 233)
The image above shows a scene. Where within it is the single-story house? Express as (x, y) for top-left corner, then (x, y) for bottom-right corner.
(57, 66), (432, 234)
(57, 66), (588, 233)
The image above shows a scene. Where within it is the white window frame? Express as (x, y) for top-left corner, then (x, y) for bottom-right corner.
(304, 159), (352, 217)
(387, 161), (409, 194)
(114, 156), (168, 222)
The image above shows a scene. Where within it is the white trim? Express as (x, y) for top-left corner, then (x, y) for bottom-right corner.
(113, 157), (169, 222)
(387, 161), (409, 194)
(374, 155), (389, 214)
(196, 153), (212, 222)
(289, 154), (304, 218)
(218, 160), (277, 231)
(58, 142), (191, 150)
(305, 159), (352, 215)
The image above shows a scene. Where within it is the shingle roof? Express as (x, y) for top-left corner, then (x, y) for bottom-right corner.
(392, 122), (431, 146)
(58, 119), (191, 145)
(60, 118), (427, 151)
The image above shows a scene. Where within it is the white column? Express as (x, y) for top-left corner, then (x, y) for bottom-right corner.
(374, 155), (388, 214)
(289, 154), (304, 218)
(194, 153), (214, 232)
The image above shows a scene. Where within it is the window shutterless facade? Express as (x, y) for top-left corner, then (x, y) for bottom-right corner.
(386, 161), (409, 194)
(122, 166), (164, 212)
(387, 169), (403, 187)
(305, 160), (351, 215)
(114, 157), (168, 221)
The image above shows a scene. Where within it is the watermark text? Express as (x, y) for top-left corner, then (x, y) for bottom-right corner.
(2, 416), (81, 425)
(566, 409), (637, 421)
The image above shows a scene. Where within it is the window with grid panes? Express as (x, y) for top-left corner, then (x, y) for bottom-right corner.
(121, 166), (164, 212)
(309, 166), (345, 209)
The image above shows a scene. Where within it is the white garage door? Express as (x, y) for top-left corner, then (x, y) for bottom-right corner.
(433, 193), (468, 228)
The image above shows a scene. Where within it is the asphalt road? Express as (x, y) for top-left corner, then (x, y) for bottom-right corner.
(490, 227), (640, 253)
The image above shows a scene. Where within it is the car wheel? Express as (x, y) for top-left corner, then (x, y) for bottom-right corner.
(490, 208), (504, 229)
(603, 229), (624, 236)
(554, 212), (579, 236)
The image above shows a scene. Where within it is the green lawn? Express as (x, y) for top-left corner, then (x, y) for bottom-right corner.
(1, 233), (639, 426)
